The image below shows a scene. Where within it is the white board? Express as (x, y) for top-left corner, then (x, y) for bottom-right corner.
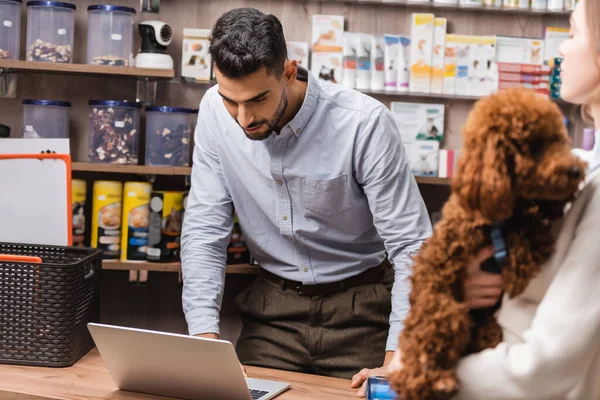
(0, 152), (71, 246)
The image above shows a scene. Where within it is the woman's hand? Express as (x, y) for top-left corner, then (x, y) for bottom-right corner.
(464, 246), (504, 309)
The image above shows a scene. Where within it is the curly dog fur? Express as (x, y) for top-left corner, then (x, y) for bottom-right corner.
(389, 88), (587, 400)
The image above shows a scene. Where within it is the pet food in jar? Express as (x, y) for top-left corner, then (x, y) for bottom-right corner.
(88, 100), (141, 164)
(121, 182), (151, 261)
(72, 179), (87, 247)
(86, 5), (136, 67)
(147, 191), (184, 262)
(25, 1), (76, 63)
(91, 180), (122, 259)
(0, 0), (22, 60)
(145, 106), (195, 167)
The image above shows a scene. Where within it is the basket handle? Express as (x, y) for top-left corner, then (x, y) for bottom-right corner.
(0, 254), (43, 263)
(84, 262), (97, 280)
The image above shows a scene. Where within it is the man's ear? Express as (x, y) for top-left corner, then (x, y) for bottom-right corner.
(453, 137), (514, 222)
(283, 59), (298, 85)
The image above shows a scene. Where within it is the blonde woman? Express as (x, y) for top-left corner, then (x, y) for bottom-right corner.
(387, 0), (600, 398)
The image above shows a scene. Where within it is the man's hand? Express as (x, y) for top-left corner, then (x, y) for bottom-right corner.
(195, 333), (247, 377)
(351, 351), (394, 398)
(464, 246), (504, 309)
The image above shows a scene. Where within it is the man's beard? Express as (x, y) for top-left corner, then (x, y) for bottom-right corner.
(241, 90), (288, 141)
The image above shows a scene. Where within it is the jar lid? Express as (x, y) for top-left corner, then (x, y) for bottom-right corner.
(26, 1), (76, 10)
(146, 106), (197, 114)
(22, 99), (71, 107)
(87, 5), (136, 14)
(89, 100), (142, 109)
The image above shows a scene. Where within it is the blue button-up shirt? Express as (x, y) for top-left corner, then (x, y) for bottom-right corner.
(181, 67), (432, 351)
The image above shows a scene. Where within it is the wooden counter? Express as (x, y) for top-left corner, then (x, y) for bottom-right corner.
(0, 349), (357, 399)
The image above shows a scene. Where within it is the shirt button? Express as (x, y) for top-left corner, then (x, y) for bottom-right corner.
(282, 215), (288, 221)
(302, 266), (308, 273)
(276, 180), (283, 185)
(296, 128), (302, 135)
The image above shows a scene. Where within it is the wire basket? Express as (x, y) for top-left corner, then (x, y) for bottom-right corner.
(0, 242), (102, 367)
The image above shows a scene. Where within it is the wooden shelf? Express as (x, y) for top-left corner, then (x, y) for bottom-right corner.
(72, 162), (191, 176)
(415, 176), (452, 185)
(0, 60), (174, 79)
(310, 0), (571, 16)
(358, 88), (481, 101)
(102, 260), (260, 274)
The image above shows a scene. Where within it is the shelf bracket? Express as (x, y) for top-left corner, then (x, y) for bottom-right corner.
(0, 68), (17, 98)
(136, 77), (158, 106)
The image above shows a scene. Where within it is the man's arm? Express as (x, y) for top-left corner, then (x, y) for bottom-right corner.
(354, 106), (433, 352)
(181, 96), (234, 338)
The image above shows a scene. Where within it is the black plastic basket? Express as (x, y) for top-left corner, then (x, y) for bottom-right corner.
(0, 242), (102, 367)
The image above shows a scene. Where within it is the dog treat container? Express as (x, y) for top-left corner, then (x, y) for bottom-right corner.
(88, 100), (141, 164)
(72, 179), (87, 247)
(26, 1), (76, 63)
(22, 99), (70, 138)
(121, 182), (151, 262)
(86, 5), (136, 67)
(145, 106), (195, 167)
(0, 0), (22, 60)
(147, 191), (184, 262)
(91, 180), (123, 260)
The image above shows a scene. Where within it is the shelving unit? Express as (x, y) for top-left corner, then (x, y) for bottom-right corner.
(0, 60), (174, 79)
(308, 0), (571, 16)
(72, 162), (452, 185)
(102, 260), (260, 274)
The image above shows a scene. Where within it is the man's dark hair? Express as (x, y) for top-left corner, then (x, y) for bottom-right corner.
(209, 7), (288, 79)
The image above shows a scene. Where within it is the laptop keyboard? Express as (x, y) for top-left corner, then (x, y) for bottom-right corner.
(249, 389), (270, 400)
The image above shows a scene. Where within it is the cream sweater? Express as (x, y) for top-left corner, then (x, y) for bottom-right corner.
(455, 161), (600, 399)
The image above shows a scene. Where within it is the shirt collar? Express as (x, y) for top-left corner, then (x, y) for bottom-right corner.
(287, 66), (320, 137)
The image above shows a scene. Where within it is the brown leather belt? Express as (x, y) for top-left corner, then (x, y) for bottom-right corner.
(260, 259), (391, 296)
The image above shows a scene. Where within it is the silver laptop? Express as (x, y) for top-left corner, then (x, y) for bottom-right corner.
(87, 323), (290, 400)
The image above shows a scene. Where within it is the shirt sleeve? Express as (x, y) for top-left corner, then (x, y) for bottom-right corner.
(180, 95), (234, 337)
(454, 177), (600, 399)
(353, 105), (433, 351)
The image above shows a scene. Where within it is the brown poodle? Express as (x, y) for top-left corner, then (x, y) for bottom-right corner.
(389, 88), (586, 400)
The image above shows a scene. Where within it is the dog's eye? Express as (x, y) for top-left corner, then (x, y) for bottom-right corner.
(529, 139), (545, 154)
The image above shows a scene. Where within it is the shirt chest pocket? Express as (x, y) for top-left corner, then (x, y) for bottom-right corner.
(301, 173), (352, 216)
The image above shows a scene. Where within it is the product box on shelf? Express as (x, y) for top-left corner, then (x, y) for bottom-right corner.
(438, 149), (459, 178)
(91, 180), (123, 260)
(390, 102), (445, 144)
(405, 140), (440, 177)
(356, 33), (372, 90)
(72, 179), (86, 247)
(120, 182), (151, 262)
(430, 18), (447, 94)
(147, 191), (184, 263)
(287, 41), (309, 68)
(544, 27), (569, 66)
(397, 36), (411, 92)
(342, 32), (358, 88)
(409, 13), (435, 93)
(384, 34), (400, 92)
(453, 35), (497, 97)
(370, 35), (385, 91)
(312, 15), (344, 53)
(443, 34), (458, 95)
(311, 51), (343, 84)
(496, 36), (544, 66)
(181, 28), (212, 82)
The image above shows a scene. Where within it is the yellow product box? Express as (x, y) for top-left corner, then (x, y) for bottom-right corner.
(409, 13), (435, 93)
(443, 34), (458, 95)
(72, 179), (87, 247)
(147, 191), (184, 262)
(92, 181), (123, 259)
(430, 18), (447, 94)
(120, 182), (152, 261)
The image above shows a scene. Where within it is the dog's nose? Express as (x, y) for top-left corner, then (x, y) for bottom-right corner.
(567, 166), (582, 179)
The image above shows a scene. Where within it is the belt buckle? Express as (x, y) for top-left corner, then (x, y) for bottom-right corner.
(295, 282), (305, 296)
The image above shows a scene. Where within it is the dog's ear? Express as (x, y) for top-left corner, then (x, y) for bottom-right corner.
(453, 136), (515, 222)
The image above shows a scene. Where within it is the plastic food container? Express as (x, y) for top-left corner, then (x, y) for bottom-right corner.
(86, 5), (136, 67)
(26, 1), (76, 63)
(22, 99), (71, 138)
(145, 107), (196, 167)
(88, 100), (141, 164)
(0, 0), (22, 60)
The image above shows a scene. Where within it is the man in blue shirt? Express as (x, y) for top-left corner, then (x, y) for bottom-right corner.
(181, 7), (435, 396)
